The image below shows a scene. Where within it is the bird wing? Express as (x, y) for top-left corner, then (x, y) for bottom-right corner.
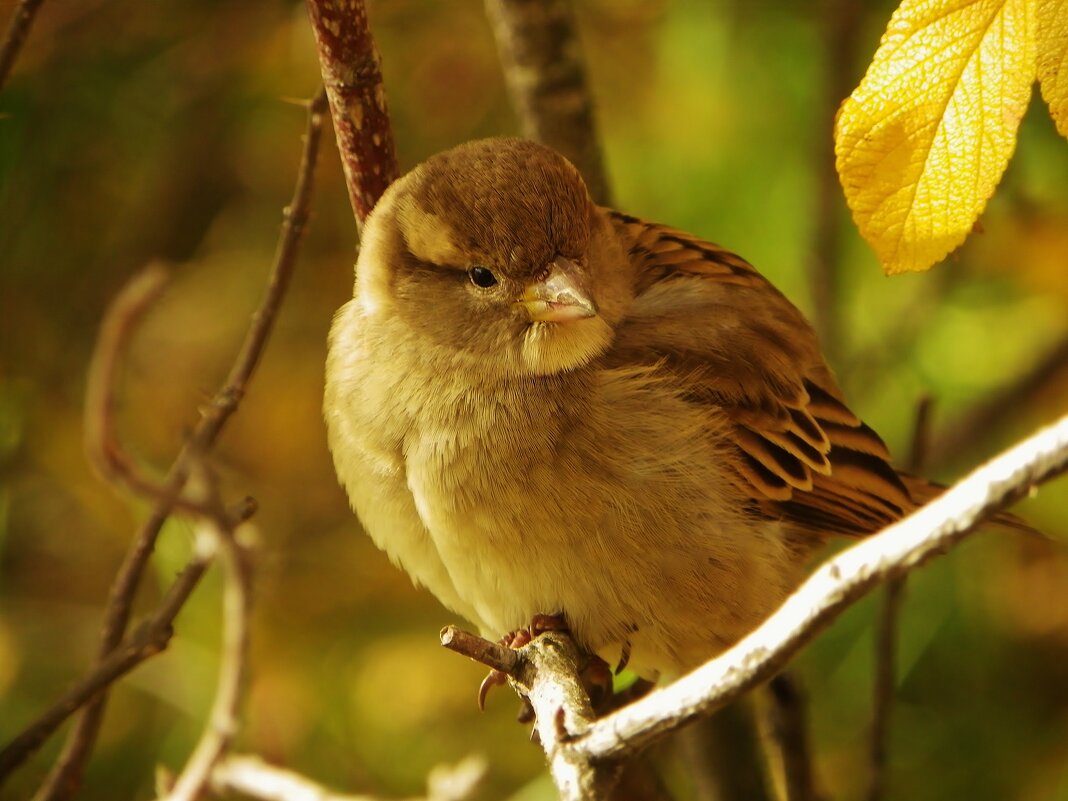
(605, 211), (914, 538)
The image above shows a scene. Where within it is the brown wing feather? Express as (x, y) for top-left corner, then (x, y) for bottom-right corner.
(606, 210), (915, 539)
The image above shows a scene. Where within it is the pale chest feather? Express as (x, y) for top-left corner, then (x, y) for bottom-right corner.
(327, 301), (804, 673)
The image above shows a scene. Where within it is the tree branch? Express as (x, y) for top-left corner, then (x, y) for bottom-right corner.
(0, 555), (211, 778)
(766, 674), (818, 801)
(867, 393), (932, 801)
(571, 410), (1068, 763)
(158, 466), (254, 801)
(7, 89), (329, 801)
(484, 0), (612, 205)
(0, 0), (43, 90)
(210, 753), (487, 801)
(304, 0), (399, 228)
(929, 332), (1068, 466)
(807, 0), (862, 358)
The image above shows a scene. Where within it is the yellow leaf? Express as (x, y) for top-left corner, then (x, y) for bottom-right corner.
(1037, 0), (1068, 136)
(835, 0), (1037, 274)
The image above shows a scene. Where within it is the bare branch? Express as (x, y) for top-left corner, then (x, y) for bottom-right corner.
(0, 557), (211, 779)
(304, 0), (399, 227)
(680, 704), (773, 801)
(160, 470), (254, 801)
(0, 0), (43, 89)
(484, 0), (612, 205)
(930, 332), (1068, 466)
(569, 410), (1068, 763)
(439, 625), (520, 674)
(15, 89), (329, 801)
(867, 575), (904, 801)
(766, 675), (818, 801)
(511, 633), (614, 801)
(807, 0), (862, 358)
(211, 753), (487, 801)
(867, 393), (932, 801)
(81, 265), (229, 519)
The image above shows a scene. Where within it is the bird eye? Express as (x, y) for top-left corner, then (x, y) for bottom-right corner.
(468, 266), (498, 288)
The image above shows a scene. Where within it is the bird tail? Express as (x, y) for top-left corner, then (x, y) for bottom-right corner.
(897, 472), (1041, 536)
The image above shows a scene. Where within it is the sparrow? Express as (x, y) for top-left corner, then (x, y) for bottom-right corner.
(324, 137), (928, 679)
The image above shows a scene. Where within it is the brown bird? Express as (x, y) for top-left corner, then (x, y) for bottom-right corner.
(325, 137), (929, 680)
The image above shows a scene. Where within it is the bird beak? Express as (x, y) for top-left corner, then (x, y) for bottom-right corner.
(517, 258), (598, 322)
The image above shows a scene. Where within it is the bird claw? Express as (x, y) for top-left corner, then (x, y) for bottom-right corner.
(478, 669), (508, 712)
(477, 613), (569, 711)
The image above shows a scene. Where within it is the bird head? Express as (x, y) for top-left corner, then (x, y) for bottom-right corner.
(354, 138), (624, 377)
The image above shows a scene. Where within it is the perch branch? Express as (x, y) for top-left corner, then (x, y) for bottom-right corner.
(440, 625), (520, 674)
(570, 410), (1068, 763)
(438, 412), (1068, 798)
(12, 89), (328, 801)
(484, 0), (612, 205)
(304, 0), (399, 227)
(0, 0), (43, 89)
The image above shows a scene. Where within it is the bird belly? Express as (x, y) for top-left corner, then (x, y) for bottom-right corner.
(403, 429), (801, 677)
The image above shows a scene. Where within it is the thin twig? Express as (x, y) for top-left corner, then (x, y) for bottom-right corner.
(681, 703), (773, 801)
(440, 625), (521, 674)
(484, 0), (612, 206)
(867, 394), (933, 801)
(569, 410), (1068, 763)
(0, 0), (43, 89)
(807, 0), (862, 358)
(11, 89), (329, 801)
(161, 467), (253, 801)
(304, 0), (399, 227)
(929, 332), (1068, 467)
(211, 753), (487, 801)
(867, 576), (903, 801)
(0, 557), (211, 777)
(512, 632), (612, 801)
(82, 266), (225, 519)
(766, 675), (817, 801)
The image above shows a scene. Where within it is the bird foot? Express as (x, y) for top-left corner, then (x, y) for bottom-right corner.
(476, 614), (618, 717)
(477, 613), (568, 711)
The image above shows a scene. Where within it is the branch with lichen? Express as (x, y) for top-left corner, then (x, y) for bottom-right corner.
(304, 0), (399, 229)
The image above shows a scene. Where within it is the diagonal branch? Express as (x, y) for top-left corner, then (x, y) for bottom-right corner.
(442, 410), (1068, 801)
(304, 0), (399, 228)
(0, 557), (211, 779)
(0, 0), (44, 89)
(929, 331), (1068, 467)
(571, 410), (1068, 763)
(484, 0), (611, 205)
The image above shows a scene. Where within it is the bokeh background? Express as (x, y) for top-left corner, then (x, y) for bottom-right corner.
(2, 1), (1067, 799)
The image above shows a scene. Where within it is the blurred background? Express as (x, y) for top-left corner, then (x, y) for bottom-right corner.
(1, 0), (1067, 799)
